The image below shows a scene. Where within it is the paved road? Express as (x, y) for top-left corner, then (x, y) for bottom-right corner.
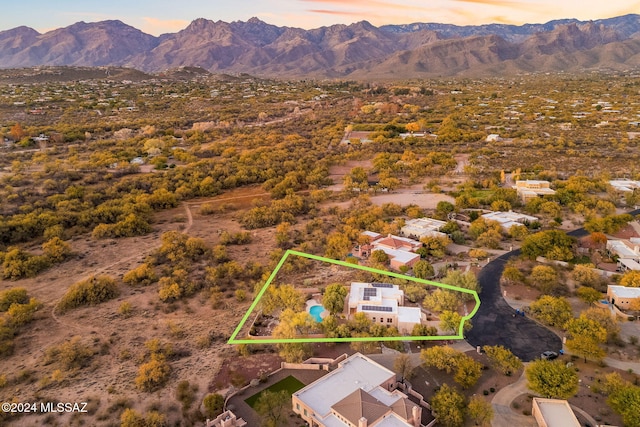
(465, 250), (562, 361)
(466, 208), (640, 362)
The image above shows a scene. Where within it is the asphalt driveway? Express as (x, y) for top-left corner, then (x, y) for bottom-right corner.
(465, 250), (562, 361)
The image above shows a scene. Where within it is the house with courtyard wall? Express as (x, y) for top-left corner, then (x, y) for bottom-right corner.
(354, 232), (422, 271)
(513, 180), (556, 203)
(606, 239), (640, 271)
(607, 285), (640, 310)
(400, 218), (447, 240)
(292, 352), (422, 427)
(481, 210), (538, 231)
(347, 282), (423, 334)
(205, 410), (247, 427)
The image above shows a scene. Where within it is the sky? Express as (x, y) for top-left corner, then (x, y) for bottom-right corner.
(2, 0), (640, 36)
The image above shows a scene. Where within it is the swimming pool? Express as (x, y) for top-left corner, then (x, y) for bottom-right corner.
(309, 305), (325, 322)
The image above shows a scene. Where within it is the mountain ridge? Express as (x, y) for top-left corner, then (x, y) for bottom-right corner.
(2, 15), (640, 78)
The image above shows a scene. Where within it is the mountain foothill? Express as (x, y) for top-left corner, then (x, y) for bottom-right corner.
(1, 14), (640, 78)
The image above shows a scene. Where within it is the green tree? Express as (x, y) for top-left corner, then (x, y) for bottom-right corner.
(565, 315), (607, 362)
(571, 264), (600, 287)
(323, 283), (348, 315)
(467, 395), (494, 426)
(621, 270), (640, 287)
(607, 384), (640, 427)
(530, 265), (558, 293)
(482, 345), (523, 375)
(576, 286), (602, 305)
(371, 249), (390, 265)
(421, 345), (461, 373)
(526, 359), (578, 399)
(439, 310), (468, 334)
(521, 230), (575, 261)
(431, 383), (465, 427)
(325, 232), (351, 260)
(441, 270), (480, 296)
(582, 307), (619, 342)
(529, 295), (572, 327)
(423, 289), (461, 313)
(254, 390), (290, 427)
(202, 393), (224, 419)
(261, 284), (304, 315)
(413, 260), (435, 279)
(453, 355), (482, 389)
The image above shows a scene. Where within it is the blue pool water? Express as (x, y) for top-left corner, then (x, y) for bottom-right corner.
(309, 305), (325, 322)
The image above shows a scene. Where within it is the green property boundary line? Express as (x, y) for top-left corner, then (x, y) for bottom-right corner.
(228, 250), (480, 344)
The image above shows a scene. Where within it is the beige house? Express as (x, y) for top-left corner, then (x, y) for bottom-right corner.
(607, 285), (640, 310)
(532, 398), (580, 427)
(355, 232), (422, 271)
(400, 218), (447, 240)
(205, 410), (247, 427)
(348, 282), (423, 334)
(606, 239), (640, 271)
(513, 180), (556, 203)
(292, 353), (421, 427)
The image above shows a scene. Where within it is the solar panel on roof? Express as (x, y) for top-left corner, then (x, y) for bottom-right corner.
(371, 283), (393, 288)
(361, 305), (393, 312)
(363, 288), (377, 296)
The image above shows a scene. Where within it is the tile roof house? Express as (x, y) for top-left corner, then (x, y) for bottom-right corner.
(292, 353), (422, 427)
(355, 232), (422, 271)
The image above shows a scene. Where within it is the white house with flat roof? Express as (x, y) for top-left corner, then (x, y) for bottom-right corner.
(348, 282), (423, 334)
(609, 179), (640, 193)
(514, 180), (556, 203)
(606, 239), (640, 271)
(292, 353), (421, 427)
(400, 218), (447, 240)
(481, 211), (538, 231)
(607, 285), (640, 310)
(531, 398), (580, 427)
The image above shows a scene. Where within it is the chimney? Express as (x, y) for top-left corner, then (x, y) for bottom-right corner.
(359, 417), (368, 427)
(412, 405), (422, 427)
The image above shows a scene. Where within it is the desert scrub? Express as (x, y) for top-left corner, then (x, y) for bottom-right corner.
(57, 275), (119, 313)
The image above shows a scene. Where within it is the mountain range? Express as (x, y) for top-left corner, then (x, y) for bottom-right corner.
(1, 14), (640, 78)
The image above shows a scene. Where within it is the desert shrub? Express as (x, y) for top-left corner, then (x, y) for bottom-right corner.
(45, 336), (95, 370)
(57, 275), (120, 313)
(120, 408), (166, 427)
(1, 247), (50, 280)
(0, 288), (29, 311)
(118, 301), (133, 318)
(6, 298), (42, 326)
(123, 263), (157, 286)
(135, 355), (171, 392)
(176, 380), (198, 410)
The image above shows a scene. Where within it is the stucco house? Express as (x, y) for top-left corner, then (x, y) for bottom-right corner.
(292, 353), (422, 427)
(348, 282), (423, 334)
